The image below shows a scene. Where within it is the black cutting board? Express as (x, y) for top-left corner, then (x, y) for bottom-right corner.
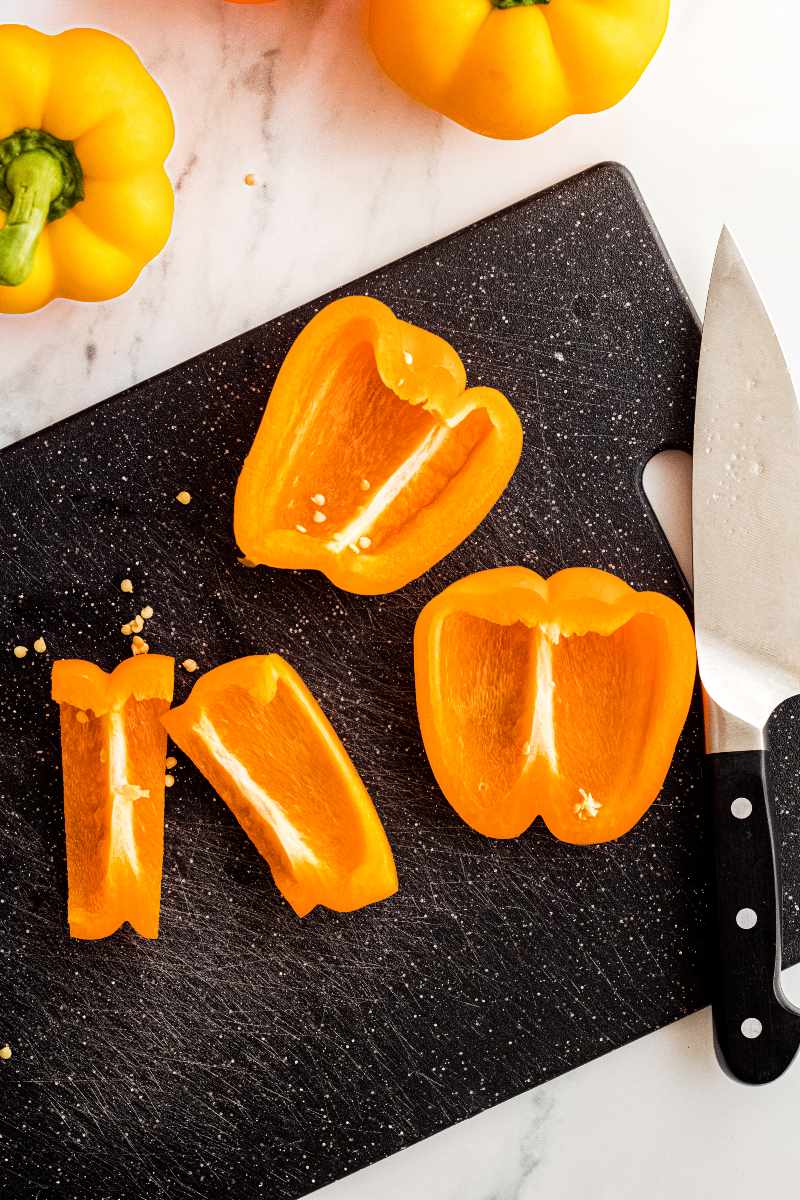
(2, 162), (799, 1200)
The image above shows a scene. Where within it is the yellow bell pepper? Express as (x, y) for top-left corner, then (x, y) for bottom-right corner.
(367, 0), (670, 141)
(0, 26), (174, 314)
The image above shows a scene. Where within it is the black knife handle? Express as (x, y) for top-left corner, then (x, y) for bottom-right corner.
(707, 750), (800, 1084)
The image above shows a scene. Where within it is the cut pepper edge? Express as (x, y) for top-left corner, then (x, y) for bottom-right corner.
(53, 654), (175, 715)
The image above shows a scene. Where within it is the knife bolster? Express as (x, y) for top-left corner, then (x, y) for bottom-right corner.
(703, 690), (763, 754)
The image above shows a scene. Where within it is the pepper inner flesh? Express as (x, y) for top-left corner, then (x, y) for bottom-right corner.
(436, 611), (664, 824)
(276, 341), (491, 553)
(60, 696), (166, 937)
(186, 679), (371, 881)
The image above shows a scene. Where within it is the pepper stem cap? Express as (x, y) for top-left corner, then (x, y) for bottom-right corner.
(0, 151), (63, 287)
(0, 128), (84, 289)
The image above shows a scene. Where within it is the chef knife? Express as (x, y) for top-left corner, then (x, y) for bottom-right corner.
(694, 228), (800, 1085)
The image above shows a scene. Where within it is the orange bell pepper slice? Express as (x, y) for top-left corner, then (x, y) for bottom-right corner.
(162, 655), (398, 916)
(234, 296), (522, 594)
(52, 655), (175, 939)
(414, 567), (696, 845)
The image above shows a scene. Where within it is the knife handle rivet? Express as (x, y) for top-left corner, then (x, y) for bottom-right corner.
(741, 1018), (763, 1040)
(731, 797), (753, 820)
(736, 908), (758, 930)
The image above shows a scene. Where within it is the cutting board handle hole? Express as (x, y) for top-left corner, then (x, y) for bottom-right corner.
(641, 449), (693, 589)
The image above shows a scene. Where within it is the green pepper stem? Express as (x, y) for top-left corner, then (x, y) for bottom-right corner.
(0, 150), (63, 288)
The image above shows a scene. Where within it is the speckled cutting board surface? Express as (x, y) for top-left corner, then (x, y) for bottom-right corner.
(3, 162), (800, 1200)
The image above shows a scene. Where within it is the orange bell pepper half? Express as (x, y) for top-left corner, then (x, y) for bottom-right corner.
(52, 655), (175, 939)
(162, 655), (398, 916)
(234, 297), (522, 594)
(415, 567), (696, 845)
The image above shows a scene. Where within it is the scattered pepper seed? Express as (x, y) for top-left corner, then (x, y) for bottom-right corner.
(13, 646), (28, 659)
(312, 511), (327, 524)
(176, 491), (192, 506)
(140, 606), (154, 621)
(244, 173), (256, 186)
(295, 524), (307, 534)
(357, 535), (372, 550)
(131, 636), (149, 656)
(130, 615), (145, 634)
(119, 783), (150, 803)
(575, 789), (602, 821)
(360, 478), (371, 492)
(76, 711), (89, 725)
(166, 756), (177, 770)
(182, 658), (198, 673)
(310, 493), (326, 507)
(165, 774), (175, 789)
(120, 578), (134, 593)
(33, 637), (47, 654)
(121, 623), (132, 636)
(0, 1045), (11, 1061)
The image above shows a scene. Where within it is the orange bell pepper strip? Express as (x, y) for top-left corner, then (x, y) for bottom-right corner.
(52, 655), (175, 940)
(234, 296), (522, 595)
(415, 566), (696, 845)
(162, 655), (398, 916)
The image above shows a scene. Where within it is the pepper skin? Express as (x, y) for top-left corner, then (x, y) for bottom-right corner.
(53, 655), (175, 940)
(162, 655), (398, 917)
(0, 25), (174, 313)
(234, 296), (522, 595)
(415, 567), (695, 844)
(367, 0), (670, 141)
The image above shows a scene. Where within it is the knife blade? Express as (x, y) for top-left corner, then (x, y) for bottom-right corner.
(693, 227), (800, 1085)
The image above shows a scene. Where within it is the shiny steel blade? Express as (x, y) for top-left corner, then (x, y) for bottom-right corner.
(693, 228), (800, 732)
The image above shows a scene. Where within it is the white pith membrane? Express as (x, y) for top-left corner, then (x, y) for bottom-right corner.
(435, 608), (663, 822)
(523, 630), (559, 775)
(272, 341), (492, 558)
(192, 710), (319, 869)
(326, 424), (452, 555)
(107, 708), (148, 875)
(520, 634), (599, 819)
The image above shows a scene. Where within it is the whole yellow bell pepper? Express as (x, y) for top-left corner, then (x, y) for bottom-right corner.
(367, 0), (670, 141)
(0, 26), (174, 314)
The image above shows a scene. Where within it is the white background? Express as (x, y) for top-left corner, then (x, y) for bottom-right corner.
(2, 2), (800, 1197)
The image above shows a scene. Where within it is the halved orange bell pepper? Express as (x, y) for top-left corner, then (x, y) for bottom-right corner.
(162, 655), (398, 916)
(53, 655), (174, 939)
(234, 297), (522, 595)
(415, 566), (695, 844)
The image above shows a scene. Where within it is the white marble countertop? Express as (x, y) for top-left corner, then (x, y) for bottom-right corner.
(2, 1), (800, 1196)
